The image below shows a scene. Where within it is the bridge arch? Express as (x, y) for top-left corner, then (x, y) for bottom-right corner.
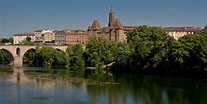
(21, 47), (36, 57)
(0, 48), (15, 65)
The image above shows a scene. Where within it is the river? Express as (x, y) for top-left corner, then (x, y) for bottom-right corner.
(0, 65), (207, 104)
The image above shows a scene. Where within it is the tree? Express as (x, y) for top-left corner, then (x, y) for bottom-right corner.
(1, 38), (9, 43)
(180, 34), (206, 70)
(21, 37), (34, 45)
(113, 42), (133, 71)
(23, 49), (36, 65)
(0, 50), (9, 64)
(66, 44), (85, 70)
(26, 37), (31, 41)
(126, 25), (174, 72)
(85, 36), (116, 71)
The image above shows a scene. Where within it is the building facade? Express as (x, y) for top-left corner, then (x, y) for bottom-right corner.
(13, 33), (35, 44)
(163, 27), (202, 40)
(55, 30), (66, 45)
(65, 30), (88, 45)
(34, 29), (54, 43)
(88, 7), (127, 42)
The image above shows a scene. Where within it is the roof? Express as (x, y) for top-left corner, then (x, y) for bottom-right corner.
(114, 18), (122, 29)
(35, 30), (43, 32)
(91, 19), (101, 30)
(163, 27), (202, 32)
(101, 27), (111, 32)
(13, 33), (35, 36)
(66, 32), (88, 36)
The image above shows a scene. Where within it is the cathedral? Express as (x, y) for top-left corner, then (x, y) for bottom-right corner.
(87, 7), (137, 42)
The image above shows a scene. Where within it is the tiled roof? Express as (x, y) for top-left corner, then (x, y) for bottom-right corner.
(13, 33), (35, 36)
(35, 30), (43, 32)
(66, 32), (88, 35)
(163, 27), (202, 32)
(114, 18), (122, 28)
(91, 19), (101, 30)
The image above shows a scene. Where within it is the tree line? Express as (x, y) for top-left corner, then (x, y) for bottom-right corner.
(1, 25), (207, 77)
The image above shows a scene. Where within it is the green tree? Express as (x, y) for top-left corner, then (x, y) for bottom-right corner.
(1, 38), (9, 43)
(0, 50), (9, 64)
(26, 37), (31, 41)
(85, 36), (115, 71)
(127, 25), (174, 72)
(178, 34), (206, 70)
(113, 42), (133, 71)
(66, 44), (85, 70)
(23, 49), (36, 65)
(20, 37), (34, 45)
(38, 46), (56, 67)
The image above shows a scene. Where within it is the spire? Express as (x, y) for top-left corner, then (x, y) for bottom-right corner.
(108, 7), (115, 27)
(114, 18), (122, 29)
(87, 25), (91, 31)
(91, 18), (101, 30)
(110, 7), (114, 13)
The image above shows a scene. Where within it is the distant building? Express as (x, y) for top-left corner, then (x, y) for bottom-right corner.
(87, 7), (129, 42)
(13, 33), (35, 44)
(163, 27), (202, 40)
(42, 32), (55, 43)
(34, 29), (54, 43)
(55, 30), (66, 45)
(65, 30), (88, 45)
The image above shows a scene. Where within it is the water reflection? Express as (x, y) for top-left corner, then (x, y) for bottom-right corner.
(0, 66), (207, 104)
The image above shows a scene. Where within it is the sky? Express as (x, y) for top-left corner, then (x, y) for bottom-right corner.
(0, 0), (207, 38)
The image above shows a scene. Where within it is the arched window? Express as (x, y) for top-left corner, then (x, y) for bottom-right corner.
(16, 47), (20, 56)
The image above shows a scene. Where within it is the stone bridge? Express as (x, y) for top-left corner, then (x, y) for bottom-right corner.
(0, 45), (68, 66)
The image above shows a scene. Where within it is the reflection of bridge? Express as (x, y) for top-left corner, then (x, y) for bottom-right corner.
(0, 45), (68, 66)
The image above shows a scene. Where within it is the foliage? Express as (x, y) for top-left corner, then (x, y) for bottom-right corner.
(20, 37), (34, 45)
(85, 36), (116, 71)
(0, 50), (10, 64)
(127, 25), (174, 72)
(113, 42), (133, 71)
(66, 44), (85, 70)
(23, 49), (36, 65)
(0, 37), (13, 44)
(40, 46), (66, 68)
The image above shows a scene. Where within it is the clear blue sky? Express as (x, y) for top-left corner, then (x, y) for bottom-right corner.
(0, 0), (207, 38)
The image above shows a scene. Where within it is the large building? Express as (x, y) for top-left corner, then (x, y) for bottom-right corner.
(88, 7), (202, 41)
(34, 29), (54, 43)
(88, 7), (130, 42)
(55, 30), (66, 45)
(65, 30), (88, 45)
(13, 33), (35, 44)
(164, 27), (202, 40)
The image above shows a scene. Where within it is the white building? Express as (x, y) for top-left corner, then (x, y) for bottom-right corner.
(164, 27), (202, 40)
(13, 33), (35, 44)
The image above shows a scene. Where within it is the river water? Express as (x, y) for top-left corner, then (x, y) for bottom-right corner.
(0, 66), (207, 104)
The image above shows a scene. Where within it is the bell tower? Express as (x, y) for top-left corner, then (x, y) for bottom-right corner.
(108, 7), (115, 27)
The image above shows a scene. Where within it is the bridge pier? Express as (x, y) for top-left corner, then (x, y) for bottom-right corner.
(13, 56), (23, 67)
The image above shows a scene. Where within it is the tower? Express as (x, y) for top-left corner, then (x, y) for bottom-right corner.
(108, 7), (115, 27)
